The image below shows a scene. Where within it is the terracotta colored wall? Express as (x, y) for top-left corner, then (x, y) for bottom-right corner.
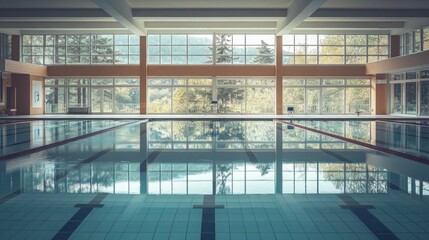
(48, 65), (140, 77)
(140, 36), (147, 114)
(10, 74), (44, 115)
(366, 50), (429, 74)
(390, 35), (400, 58)
(283, 65), (368, 76)
(147, 65), (275, 77)
(376, 84), (387, 115)
(276, 36), (283, 114)
(5, 60), (47, 76)
(11, 35), (20, 61)
(11, 74), (30, 115)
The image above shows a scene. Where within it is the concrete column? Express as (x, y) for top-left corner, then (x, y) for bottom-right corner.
(275, 122), (283, 194)
(11, 35), (20, 61)
(276, 36), (283, 115)
(140, 36), (147, 114)
(390, 35), (400, 58)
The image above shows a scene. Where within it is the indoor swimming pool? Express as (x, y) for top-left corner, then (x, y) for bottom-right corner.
(1, 119), (429, 240)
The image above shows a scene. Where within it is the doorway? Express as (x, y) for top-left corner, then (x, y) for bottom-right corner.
(91, 88), (113, 113)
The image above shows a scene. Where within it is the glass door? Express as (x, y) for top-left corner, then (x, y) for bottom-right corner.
(421, 81), (429, 116)
(391, 83), (402, 114)
(68, 87), (89, 108)
(405, 82), (417, 115)
(306, 89), (320, 114)
(91, 88), (113, 113)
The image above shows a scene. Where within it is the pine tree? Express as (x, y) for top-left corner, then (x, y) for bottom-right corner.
(252, 40), (275, 64)
(207, 34), (234, 63)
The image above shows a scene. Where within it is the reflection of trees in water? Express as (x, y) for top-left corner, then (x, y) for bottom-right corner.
(320, 164), (387, 193)
(256, 164), (272, 176)
(216, 164), (234, 194)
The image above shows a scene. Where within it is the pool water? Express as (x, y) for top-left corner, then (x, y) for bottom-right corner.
(1, 119), (429, 240)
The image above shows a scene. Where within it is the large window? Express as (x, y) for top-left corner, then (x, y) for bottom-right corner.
(283, 34), (389, 64)
(400, 26), (429, 55)
(389, 69), (429, 116)
(45, 77), (140, 113)
(147, 34), (275, 65)
(283, 78), (371, 114)
(148, 77), (275, 114)
(22, 34), (140, 65)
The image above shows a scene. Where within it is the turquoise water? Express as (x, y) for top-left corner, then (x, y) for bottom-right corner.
(0, 119), (428, 240)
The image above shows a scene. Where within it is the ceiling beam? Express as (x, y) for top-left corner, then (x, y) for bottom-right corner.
(133, 8), (287, 18)
(0, 21), (125, 29)
(277, 0), (327, 36)
(145, 21), (277, 29)
(312, 9), (429, 18)
(297, 21), (405, 29)
(91, 0), (146, 35)
(0, 8), (109, 18)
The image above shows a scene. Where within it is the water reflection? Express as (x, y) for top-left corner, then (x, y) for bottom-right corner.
(1, 120), (429, 201)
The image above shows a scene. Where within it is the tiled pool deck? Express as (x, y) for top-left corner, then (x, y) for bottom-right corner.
(1, 192), (429, 240)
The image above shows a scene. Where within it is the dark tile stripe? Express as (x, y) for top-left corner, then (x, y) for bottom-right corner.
(0, 190), (20, 204)
(54, 149), (112, 181)
(337, 194), (399, 240)
(52, 193), (107, 240)
(200, 195), (216, 240)
(351, 208), (400, 240)
(0, 120), (145, 161)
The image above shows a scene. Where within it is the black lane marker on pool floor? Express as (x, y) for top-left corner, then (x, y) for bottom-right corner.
(338, 194), (399, 240)
(193, 195), (224, 240)
(274, 119), (429, 165)
(0, 190), (21, 204)
(52, 193), (108, 240)
(0, 120), (146, 161)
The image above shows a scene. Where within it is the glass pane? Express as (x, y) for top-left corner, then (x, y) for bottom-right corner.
(346, 88), (370, 113)
(187, 87), (212, 113)
(115, 87), (140, 113)
(306, 89), (319, 113)
(103, 88), (114, 113)
(246, 87), (275, 113)
(115, 78), (140, 85)
(91, 78), (114, 85)
(148, 87), (171, 113)
(68, 87), (89, 107)
(406, 82), (417, 115)
(421, 81), (429, 116)
(283, 87), (305, 113)
(91, 88), (102, 113)
(322, 88), (344, 113)
(217, 88), (245, 113)
(392, 84), (402, 114)
(45, 87), (66, 113)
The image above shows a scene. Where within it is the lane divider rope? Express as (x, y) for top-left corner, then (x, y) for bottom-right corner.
(274, 119), (429, 165)
(0, 120), (148, 161)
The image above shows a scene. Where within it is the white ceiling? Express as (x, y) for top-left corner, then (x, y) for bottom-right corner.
(0, 0), (428, 35)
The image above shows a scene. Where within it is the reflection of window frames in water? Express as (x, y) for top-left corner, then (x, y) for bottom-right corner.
(421, 81), (429, 115)
(392, 83), (403, 114)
